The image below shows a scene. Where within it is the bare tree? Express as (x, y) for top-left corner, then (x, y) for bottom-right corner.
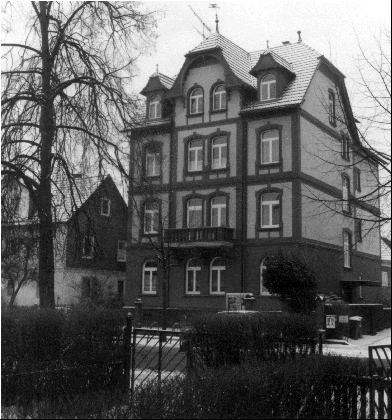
(1, 2), (159, 307)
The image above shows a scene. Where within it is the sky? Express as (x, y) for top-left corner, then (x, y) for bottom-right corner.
(134, 0), (391, 103)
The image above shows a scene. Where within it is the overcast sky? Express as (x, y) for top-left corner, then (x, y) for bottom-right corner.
(135, 0), (391, 102)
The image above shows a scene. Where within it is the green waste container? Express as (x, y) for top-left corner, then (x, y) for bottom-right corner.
(349, 316), (362, 340)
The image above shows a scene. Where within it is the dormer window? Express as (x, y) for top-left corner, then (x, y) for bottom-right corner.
(260, 74), (276, 101)
(149, 95), (161, 120)
(212, 85), (226, 111)
(190, 88), (203, 114)
(101, 198), (111, 216)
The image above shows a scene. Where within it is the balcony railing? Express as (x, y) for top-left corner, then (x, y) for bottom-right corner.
(164, 227), (235, 245)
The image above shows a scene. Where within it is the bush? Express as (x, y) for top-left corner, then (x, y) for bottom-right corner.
(1, 306), (126, 405)
(187, 312), (319, 370)
(263, 252), (318, 313)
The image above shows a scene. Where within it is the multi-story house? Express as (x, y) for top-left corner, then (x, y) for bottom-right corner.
(125, 32), (382, 319)
(1, 175), (127, 307)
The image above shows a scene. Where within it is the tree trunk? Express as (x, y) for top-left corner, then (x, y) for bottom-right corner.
(38, 2), (55, 308)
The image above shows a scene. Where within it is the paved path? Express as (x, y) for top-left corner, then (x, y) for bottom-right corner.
(324, 328), (391, 358)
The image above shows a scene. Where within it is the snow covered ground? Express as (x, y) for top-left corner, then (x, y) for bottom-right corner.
(324, 328), (391, 358)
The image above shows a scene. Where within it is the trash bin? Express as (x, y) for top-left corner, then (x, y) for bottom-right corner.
(349, 316), (363, 340)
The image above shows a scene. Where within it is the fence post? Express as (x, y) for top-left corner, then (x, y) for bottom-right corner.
(134, 299), (143, 327)
(124, 312), (133, 393)
(369, 346), (376, 419)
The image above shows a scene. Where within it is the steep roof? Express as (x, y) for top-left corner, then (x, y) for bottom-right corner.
(140, 72), (175, 96)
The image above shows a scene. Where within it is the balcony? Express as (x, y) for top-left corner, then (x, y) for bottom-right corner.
(164, 227), (235, 247)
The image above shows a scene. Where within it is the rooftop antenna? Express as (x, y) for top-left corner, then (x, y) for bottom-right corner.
(209, 4), (220, 33)
(189, 5), (212, 40)
(266, 40), (269, 50)
(156, 64), (159, 75)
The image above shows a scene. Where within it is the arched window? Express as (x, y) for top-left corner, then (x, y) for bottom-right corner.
(260, 192), (280, 228)
(211, 196), (227, 227)
(260, 258), (271, 295)
(144, 202), (159, 234)
(149, 96), (161, 120)
(210, 257), (225, 294)
(142, 260), (158, 294)
(186, 259), (201, 294)
(213, 85), (226, 111)
(190, 88), (204, 114)
(145, 146), (161, 177)
(260, 74), (276, 101)
(211, 136), (227, 169)
(187, 198), (203, 228)
(343, 231), (352, 268)
(188, 139), (203, 172)
(328, 91), (336, 125)
(342, 176), (350, 213)
(341, 135), (350, 161)
(260, 129), (279, 164)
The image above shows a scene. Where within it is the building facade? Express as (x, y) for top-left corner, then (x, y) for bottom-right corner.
(125, 32), (382, 319)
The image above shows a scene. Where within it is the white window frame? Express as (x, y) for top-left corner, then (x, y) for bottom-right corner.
(211, 196), (227, 227)
(145, 150), (160, 177)
(260, 258), (271, 295)
(260, 74), (276, 101)
(142, 260), (157, 294)
(190, 88), (203, 114)
(82, 235), (94, 259)
(101, 198), (111, 216)
(117, 240), (126, 262)
(210, 257), (225, 295)
(343, 231), (351, 268)
(211, 137), (227, 169)
(144, 202), (159, 234)
(188, 140), (203, 172)
(261, 130), (279, 164)
(149, 96), (161, 120)
(261, 194), (280, 228)
(342, 177), (350, 213)
(186, 259), (201, 295)
(187, 198), (203, 228)
(213, 85), (226, 111)
(329, 91), (336, 124)
(382, 271), (389, 287)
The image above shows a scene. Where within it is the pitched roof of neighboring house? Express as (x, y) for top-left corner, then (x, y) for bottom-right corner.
(140, 72), (175, 96)
(381, 237), (391, 262)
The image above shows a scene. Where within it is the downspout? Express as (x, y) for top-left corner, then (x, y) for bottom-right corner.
(241, 117), (248, 293)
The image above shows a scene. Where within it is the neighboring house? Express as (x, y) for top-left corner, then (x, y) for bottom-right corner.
(1, 175), (127, 307)
(380, 237), (391, 307)
(125, 31), (382, 318)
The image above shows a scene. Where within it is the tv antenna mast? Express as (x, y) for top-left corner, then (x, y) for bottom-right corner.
(209, 4), (220, 33)
(188, 5), (212, 40)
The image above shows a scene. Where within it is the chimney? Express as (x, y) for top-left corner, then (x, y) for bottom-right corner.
(297, 30), (302, 43)
(282, 41), (290, 45)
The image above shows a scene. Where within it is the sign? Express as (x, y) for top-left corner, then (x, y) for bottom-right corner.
(326, 315), (336, 329)
(226, 293), (246, 312)
(339, 315), (349, 324)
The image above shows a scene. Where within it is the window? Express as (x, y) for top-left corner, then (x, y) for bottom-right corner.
(101, 198), (111, 216)
(149, 96), (161, 120)
(82, 276), (99, 301)
(341, 135), (350, 160)
(144, 202), (159, 234)
(82, 235), (94, 259)
(117, 240), (126, 262)
(355, 169), (361, 192)
(356, 220), (362, 243)
(187, 198), (203, 228)
(342, 176), (351, 213)
(188, 139), (203, 172)
(145, 148), (161, 177)
(212, 85), (226, 111)
(211, 196), (227, 227)
(211, 137), (227, 169)
(329, 91), (336, 125)
(260, 192), (280, 228)
(186, 259), (201, 294)
(210, 257), (225, 294)
(142, 260), (157, 294)
(260, 74), (276, 101)
(118, 280), (124, 297)
(343, 231), (352, 268)
(190, 88), (203, 114)
(260, 258), (271, 295)
(261, 129), (279, 164)
(382, 271), (389, 287)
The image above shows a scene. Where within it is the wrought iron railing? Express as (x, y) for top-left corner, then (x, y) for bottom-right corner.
(164, 227), (234, 244)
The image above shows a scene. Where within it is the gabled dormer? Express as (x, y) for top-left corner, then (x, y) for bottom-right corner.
(249, 50), (295, 102)
(140, 72), (174, 120)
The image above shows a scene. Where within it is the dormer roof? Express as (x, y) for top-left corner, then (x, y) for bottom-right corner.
(249, 50), (294, 77)
(140, 72), (175, 96)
